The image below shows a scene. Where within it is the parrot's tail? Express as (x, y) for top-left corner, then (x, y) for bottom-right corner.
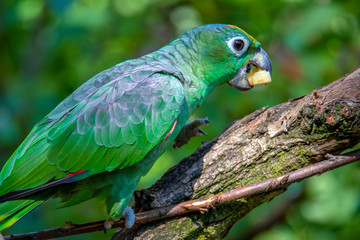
(0, 197), (47, 232)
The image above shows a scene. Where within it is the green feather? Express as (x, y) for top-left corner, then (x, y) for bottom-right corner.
(100, 124), (113, 148)
(109, 121), (124, 147)
(0, 193), (50, 231)
(121, 125), (137, 145)
(56, 132), (83, 167)
(0, 140), (49, 195)
(105, 144), (137, 171)
(81, 146), (107, 172)
(63, 131), (93, 172)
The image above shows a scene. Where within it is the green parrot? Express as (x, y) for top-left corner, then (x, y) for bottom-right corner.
(0, 24), (272, 231)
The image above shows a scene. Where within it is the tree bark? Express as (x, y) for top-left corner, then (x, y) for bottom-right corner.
(113, 67), (360, 239)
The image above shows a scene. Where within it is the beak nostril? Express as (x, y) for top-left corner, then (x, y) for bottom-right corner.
(246, 63), (258, 73)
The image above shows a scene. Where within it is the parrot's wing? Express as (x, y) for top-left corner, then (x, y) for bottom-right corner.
(0, 68), (185, 195)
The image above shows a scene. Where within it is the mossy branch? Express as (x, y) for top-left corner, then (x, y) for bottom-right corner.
(4, 67), (360, 239)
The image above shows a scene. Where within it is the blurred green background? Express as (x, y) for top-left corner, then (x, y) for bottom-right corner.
(1, 0), (360, 239)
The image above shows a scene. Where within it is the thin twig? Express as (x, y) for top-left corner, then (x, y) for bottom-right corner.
(5, 150), (360, 240)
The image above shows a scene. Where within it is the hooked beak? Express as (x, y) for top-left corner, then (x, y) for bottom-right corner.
(228, 47), (272, 91)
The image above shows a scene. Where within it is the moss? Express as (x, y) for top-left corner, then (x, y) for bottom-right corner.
(297, 101), (360, 139)
(150, 216), (201, 240)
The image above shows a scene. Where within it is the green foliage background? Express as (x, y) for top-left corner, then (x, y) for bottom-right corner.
(1, 0), (359, 239)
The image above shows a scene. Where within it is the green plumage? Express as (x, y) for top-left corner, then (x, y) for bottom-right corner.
(0, 24), (272, 231)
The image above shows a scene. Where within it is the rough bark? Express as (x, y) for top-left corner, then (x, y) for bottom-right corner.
(113, 67), (360, 239)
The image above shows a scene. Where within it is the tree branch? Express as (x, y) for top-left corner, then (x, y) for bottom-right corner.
(4, 67), (360, 239)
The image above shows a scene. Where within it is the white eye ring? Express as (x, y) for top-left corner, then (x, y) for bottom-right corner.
(227, 36), (249, 56)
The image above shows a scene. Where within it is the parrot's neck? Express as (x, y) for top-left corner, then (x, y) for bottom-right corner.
(152, 43), (216, 113)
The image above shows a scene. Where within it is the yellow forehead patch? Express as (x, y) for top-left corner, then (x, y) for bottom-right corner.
(226, 24), (258, 44)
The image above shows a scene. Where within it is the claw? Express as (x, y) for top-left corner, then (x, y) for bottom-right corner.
(174, 117), (210, 148)
(188, 117), (210, 128)
(197, 128), (207, 136)
(104, 218), (115, 233)
(103, 206), (135, 232)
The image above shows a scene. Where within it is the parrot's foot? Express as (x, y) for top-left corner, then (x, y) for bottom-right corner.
(0, 233), (4, 240)
(122, 206), (135, 228)
(104, 206), (135, 232)
(174, 117), (210, 148)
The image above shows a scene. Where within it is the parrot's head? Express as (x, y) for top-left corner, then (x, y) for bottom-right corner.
(180, 24), (272, 91)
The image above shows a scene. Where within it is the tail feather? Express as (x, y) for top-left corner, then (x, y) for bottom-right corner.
(0, 197), (48, 231)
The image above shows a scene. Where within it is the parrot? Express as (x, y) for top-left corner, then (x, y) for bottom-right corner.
(0, 24), (272, 232)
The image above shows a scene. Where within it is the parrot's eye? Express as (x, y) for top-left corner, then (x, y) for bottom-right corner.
(234, 40), (245, 50)
(227, 36), (249, 56)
